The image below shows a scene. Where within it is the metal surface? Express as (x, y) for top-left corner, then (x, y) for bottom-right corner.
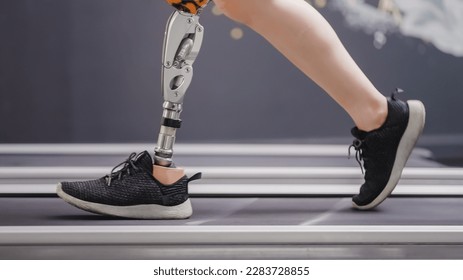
(155, 9), (205, 166)
(162, 12), (203, 103)
(0, 143), (433, 157)
(2, 183), (463, 196)
(4, 166), (463, 180)
(3, 225), (463, 245)
(3, 245), (463, 260)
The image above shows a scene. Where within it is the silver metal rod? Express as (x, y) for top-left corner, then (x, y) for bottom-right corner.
(1, 225), (463, 245)
(1, 183), (463, 196)
(1, 166), (462, 180)
(0, 143), (432, 157)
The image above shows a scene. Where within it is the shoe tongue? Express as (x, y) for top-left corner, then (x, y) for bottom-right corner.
(351, 127), (367, 140)
(134, 151), (153, 172)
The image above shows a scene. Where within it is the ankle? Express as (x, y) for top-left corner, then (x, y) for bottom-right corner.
(153, 165), (185, 185)
(356, 97), (388, 132)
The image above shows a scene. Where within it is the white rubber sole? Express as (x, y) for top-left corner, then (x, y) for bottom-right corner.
(353, 100), (426, 210)
(56, 184), (193, 219)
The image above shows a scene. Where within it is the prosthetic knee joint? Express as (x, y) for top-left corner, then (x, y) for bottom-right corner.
(154, 0), (210, 166)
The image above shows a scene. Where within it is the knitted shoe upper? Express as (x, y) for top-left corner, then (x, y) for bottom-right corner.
(350, 95), (410, 206)
(60, 151), (191, 207)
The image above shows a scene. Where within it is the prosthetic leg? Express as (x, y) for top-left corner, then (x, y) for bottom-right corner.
(154, 1), (210, 173)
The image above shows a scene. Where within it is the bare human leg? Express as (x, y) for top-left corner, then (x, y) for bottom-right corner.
(214, 0), (388, 132)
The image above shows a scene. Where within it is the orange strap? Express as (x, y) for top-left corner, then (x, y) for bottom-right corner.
(165, 0), (209, 15)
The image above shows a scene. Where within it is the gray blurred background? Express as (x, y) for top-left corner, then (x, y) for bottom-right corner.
(1, 0), (462, 164)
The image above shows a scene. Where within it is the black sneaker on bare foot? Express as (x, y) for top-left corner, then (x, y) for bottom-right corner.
(349, 89), (426, 210)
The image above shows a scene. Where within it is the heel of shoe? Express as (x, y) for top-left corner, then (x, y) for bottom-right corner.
(407, 100), (426, 136)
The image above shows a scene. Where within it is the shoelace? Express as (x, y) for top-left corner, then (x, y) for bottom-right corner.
(348, 88), (404, 176)
(105, 152), (140, 186)
(348, 138), (365, 174)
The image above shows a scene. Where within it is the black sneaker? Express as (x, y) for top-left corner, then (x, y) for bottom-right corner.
(349, 90), (425, 210)
(56, 151), (201, 219)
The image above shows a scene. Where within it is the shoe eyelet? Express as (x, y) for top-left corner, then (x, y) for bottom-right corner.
(353, 139), (362, 148)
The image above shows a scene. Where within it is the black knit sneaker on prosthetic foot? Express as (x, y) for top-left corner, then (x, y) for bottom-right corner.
(349, 89), (425, 210)
(56, 151), (201, 219)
